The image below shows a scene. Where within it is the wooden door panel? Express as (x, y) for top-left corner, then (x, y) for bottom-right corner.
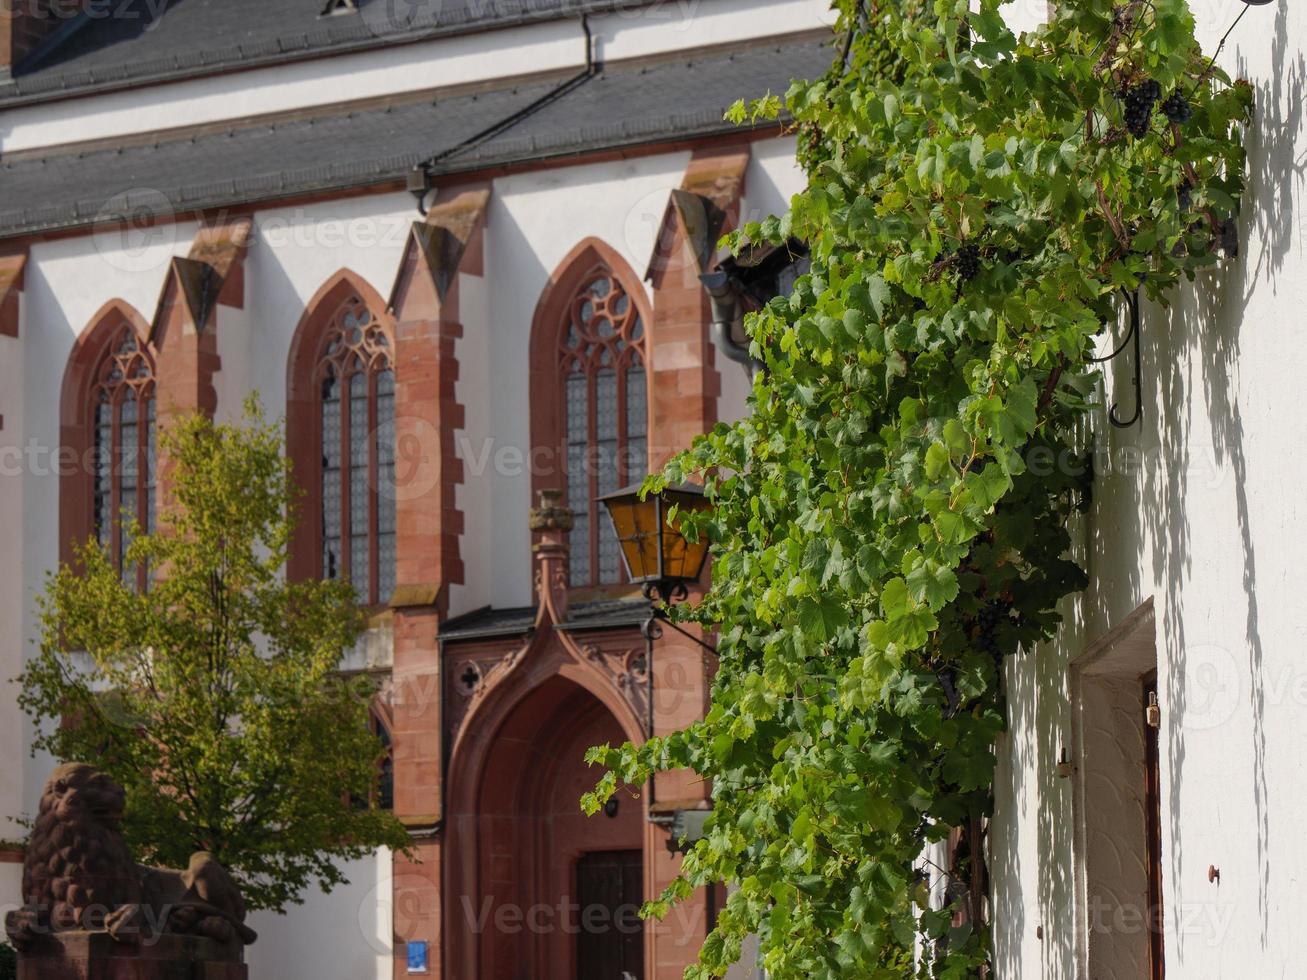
(577, 849), (643, 980)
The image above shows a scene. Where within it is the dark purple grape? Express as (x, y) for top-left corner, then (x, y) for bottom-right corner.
(956, 243), (980, 281)
(1161, 92), (1192, 125)
(1218, 217), (1239, 257)
(1122, 80), (1161, 138)
(1177, 178), (1193, 211)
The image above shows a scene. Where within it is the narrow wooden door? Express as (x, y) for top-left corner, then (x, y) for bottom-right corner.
(1143, 671), (1165, 980)
(576, 849), (644, 980)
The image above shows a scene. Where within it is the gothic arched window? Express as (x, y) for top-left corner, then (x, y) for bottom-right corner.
(558, 268), (649, 587)
(91, 324), (156, 588)
(313, 294), (396, 606)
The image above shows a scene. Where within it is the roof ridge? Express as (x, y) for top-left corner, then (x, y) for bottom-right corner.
(4, 31), (827, 163)
(0, 34), (831, 239)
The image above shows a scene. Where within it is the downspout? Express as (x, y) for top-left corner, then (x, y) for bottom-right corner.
(409, 15), (599, 214)
(701, 270), (762, 381)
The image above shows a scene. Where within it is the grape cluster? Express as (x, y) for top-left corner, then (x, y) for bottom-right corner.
(938, 667), (961, 716)
(1122, 79), (1162, 138)
(1161, 91), (1192, 125)
(1218, 216), (1239, 257)
(1177, 177), (1193, 211)
(956, 243), (980, 281)
(975, 601), (1007, 661)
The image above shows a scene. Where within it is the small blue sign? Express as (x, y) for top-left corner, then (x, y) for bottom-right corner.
(406, 940), (429, 974)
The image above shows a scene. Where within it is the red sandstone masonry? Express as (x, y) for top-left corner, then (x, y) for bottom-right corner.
(386, 187), (489, 980)
(150, 220), (252, 501)
(642, 147), (751, 978)
(0, 251), (25, 338)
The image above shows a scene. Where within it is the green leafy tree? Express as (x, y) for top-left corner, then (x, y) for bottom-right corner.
(20, 399), (410, 912)
(586, 0), (1250, 975)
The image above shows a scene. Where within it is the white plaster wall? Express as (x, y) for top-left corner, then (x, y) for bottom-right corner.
(991, 3), (1307, 976)
(0, 328), (25, 853)
(245, 851), (394, 980)
(0, 862), (19, 924)
(246, 192), (414, 416)
(716, 135), (809, 426)
(213, 301), (254, 427)
(450, 263), (493, 618)
(0, 0), (834, 156)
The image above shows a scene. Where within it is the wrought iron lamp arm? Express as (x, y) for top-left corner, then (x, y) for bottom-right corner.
(643, 605), (719, 655)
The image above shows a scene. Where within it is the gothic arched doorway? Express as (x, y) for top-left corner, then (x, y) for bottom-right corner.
(447, 672), (645, 980)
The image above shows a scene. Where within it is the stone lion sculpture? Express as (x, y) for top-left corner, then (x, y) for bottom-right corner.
(3, 763), (257, 951)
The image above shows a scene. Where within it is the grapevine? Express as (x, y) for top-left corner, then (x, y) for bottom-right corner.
(585, 0), (1251, 976)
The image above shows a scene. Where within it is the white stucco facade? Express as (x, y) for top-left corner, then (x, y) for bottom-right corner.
(990, 2), (1307, 978)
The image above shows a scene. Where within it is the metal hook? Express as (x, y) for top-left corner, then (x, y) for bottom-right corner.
(1089, 287), (1142, 428)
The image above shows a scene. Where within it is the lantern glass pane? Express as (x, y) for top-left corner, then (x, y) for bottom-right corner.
(660, 489), (712, 582)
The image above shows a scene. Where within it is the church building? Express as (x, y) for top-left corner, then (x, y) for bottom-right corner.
(4, 1), (1303, 978)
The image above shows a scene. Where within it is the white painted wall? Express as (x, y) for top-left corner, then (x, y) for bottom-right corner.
(991, 2), (1307, 976)
(245, 851), (394, 980)
(0, 0), (834, 156)
(716, 135), (808, 427)
(14, 226), (199, 822)
(0, 326), (26, 852)
(0, 862), (20, 926)
(450, 262), (493, 618)
(246, 192), (415, 419)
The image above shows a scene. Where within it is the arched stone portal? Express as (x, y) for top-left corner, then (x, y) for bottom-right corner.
(447, 670), (645, 980)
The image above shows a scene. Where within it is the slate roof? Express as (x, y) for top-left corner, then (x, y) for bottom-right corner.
(0, 35), (832, 239)
(439, 596), (650, 641)
(0, 0), (651, 106)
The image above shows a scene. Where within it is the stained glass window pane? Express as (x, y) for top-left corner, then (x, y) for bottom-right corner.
(94, 397), (112, 550)
(595, 368), (620, 583)
(119, 395), (138, 578)
(349, 372), (370, 603)
(554, 272), (648, 588)
(88, 326), (156, 589)
(626, 363), (647, 483)
(321, 373), (342, 582)
(376, 371), (396, 602)
(565, 371), (590, 587)
(144, 398), (156, 535)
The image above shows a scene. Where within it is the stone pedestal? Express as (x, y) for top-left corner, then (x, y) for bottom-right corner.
(18, 931), (247, 980)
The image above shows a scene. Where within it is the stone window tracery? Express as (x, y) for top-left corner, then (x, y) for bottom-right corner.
(314, 295), (396, 605)
(91, 324), (156, 589)
(558, 270), (648, 587)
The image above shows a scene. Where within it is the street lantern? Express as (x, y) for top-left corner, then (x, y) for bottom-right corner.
(598, 483), (716, 824)
(597, 483), (712, 603)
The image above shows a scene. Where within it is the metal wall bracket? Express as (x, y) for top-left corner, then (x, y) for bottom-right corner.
(1090, 286), (1142, 429)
